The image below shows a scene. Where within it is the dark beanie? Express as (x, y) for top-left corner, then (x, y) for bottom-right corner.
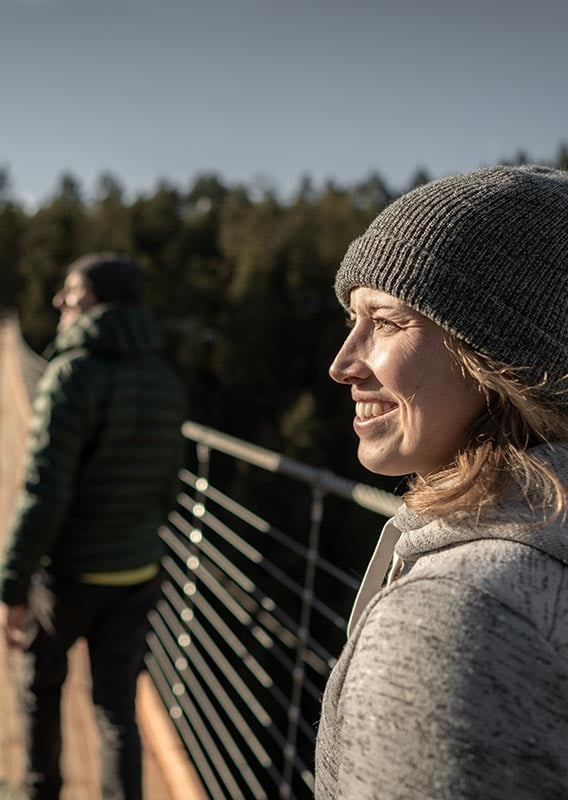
(335, 165), (568, 412)
(68, 252), (145, 305)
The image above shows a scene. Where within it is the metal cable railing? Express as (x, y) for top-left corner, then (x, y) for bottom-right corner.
(147, 420), (401, 800)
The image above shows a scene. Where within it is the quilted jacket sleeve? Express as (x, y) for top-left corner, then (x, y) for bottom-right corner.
(0, 355), (94, 605)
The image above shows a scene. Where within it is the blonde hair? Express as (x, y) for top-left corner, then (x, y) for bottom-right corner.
(405, 339), (568, 523)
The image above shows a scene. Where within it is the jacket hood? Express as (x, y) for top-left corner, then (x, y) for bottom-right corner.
(394, 443), (568, 568)
(53, 305), (162, 358)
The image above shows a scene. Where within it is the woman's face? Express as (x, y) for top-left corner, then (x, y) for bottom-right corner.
(329, 287), (486, 477)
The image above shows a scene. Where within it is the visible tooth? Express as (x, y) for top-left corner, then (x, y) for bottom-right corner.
(356, 401), (395, 418)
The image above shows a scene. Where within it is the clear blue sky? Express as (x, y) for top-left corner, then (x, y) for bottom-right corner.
(2, 0), (568, 205)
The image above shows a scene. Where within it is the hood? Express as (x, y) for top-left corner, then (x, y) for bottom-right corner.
(394, 443), (568, 568)
(53, 304), (162, 358)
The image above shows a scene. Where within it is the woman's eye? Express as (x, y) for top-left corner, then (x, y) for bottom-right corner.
(372, 317), (398, 331)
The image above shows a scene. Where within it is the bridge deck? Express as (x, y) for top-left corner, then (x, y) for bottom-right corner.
(0, 639), (172, 799)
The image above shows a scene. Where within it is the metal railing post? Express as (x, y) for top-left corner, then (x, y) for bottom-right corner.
(279, 481), (325, 799)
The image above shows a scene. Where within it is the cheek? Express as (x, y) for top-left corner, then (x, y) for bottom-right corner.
(402, 357), (483, 435)
(387, 351), (436, 403)
(64, 293), (78, 308)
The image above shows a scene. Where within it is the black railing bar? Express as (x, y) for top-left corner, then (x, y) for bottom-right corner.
(156, 598), (271, 728)
(147, 633), (257, 800)
(160, 598), (316, 744)
(316, 557), (361, 589)
(161, 550), (326, 701)
(161, 553), (328, 702)
(161, 573), (272, 690)
(159, 584), (272, 688)
(232, 541), (346, 631)
(242, 702), (315, 790)
(164, 521), (323, 658)
(150, 615), (275, 792)
(150, 603), (194, 661)
(147, 644), (244, 800)
(161, 580), (273, 689)
(169, 636), (273, 775)
(180, 468), (270, 532)
(187, 553), (323, 697)
(180, 498), (304, 600)
(192, 560), (255, 627)
(194, 578), (325, 705)
(161, 555), (200, 605)
(164, 553), (253, 628)
(162, 523), (256, 595)
(165, 516), (304, 640)
(162, 595), (317, 744)
(162, 545), (335, 699)
(175, 499), (350, 631)
(150, 630), (312, 794)
(145, 652), (227, 800)
(178, 494), (263, 564)
(176, 482), (360, 590)
(219, 568), (338, 671)
(162, 556), (303, 680)
(163, 556), (310, 692)
(160, 584), (310, 732)
(225, 581), (333, 676)
(182, 420), (401, 517)
(159, 524), (194, 564)
(282, 483), (322, 799)
(198, 536), (256, 593)
(179, 470), (310, 558)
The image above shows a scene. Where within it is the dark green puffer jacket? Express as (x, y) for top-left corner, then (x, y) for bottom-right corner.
(0, 305), (185, 605)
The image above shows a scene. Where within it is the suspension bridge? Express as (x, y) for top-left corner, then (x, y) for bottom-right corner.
(0, 315), (400, 800)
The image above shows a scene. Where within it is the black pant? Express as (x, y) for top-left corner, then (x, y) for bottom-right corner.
(19, 570), (162, 800)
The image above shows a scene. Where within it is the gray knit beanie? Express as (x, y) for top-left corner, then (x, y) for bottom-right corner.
(68, 252), (145, 305)
(335, 165), (568, 413)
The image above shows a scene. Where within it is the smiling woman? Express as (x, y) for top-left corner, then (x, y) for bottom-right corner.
(316, 165), (568, 800)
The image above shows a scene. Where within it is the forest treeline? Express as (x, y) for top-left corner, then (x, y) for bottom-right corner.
(2, 146), (567, 492)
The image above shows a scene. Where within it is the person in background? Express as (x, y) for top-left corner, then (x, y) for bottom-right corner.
(0, 253), (185, 800)
(316, 166), (568, 799)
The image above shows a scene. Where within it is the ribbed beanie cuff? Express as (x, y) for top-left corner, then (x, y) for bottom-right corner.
(335, 165), (568, 412)
(69, 252), (145, 305)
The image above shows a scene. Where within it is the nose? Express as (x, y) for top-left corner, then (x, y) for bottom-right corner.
(52, 288), (65, 310)
(329, 332), (370, 385)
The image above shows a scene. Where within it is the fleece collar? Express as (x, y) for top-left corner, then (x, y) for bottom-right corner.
(53, 304), (162, 358)
(395, 443), (568, 568)
(347, 443), (568, 637)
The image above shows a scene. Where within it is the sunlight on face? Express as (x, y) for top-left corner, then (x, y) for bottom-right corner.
(329, 287), (486, 477)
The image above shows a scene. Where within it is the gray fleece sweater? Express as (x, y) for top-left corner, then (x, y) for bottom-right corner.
(316, 444), (568, 800)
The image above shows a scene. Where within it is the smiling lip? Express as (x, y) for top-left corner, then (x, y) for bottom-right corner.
(353, 401), (398, 436)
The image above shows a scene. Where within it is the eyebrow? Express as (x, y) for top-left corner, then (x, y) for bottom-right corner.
(349, 302), (409, 315)
(368, 303), (405, 313)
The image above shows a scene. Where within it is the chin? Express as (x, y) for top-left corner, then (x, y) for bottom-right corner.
(357, 442), (426, 477)
(358, 452), (405, 477)
(58, 314), (78, 332)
